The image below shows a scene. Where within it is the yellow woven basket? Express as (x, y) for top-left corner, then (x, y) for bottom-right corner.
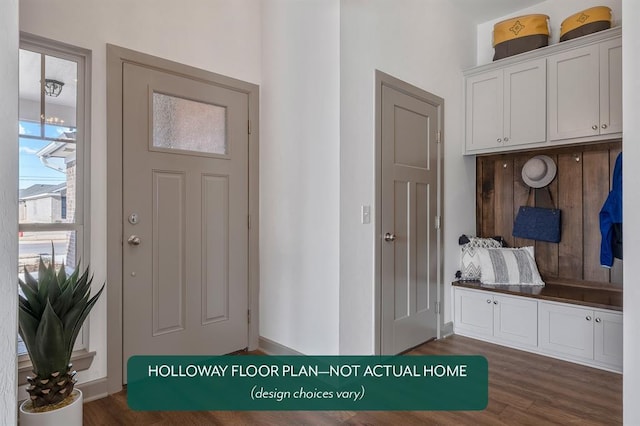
(560, 6), (612, 42)
(492, 14), (550, 60)
(493, 14), (550, 46)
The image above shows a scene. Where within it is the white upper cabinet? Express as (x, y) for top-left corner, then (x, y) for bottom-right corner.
(465, 69), (503, 152)
(548, 36), (622, 141)
(504, 60), (547, 148)
(547, 45), (600, 140)
(465, 59), (546, 153)
(464, 27), (621, 155)
(599, 38), (623, 136)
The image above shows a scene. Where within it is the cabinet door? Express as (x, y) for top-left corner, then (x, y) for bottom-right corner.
(600, 38), (623, 135)
(594, 310), (623, 368)
(493, 294), (537, 347)
(454, 288), (494, 337)
(539, 302), (594, 360)
(504, 59), (546, 147)
(548, 45), (600, 141)
(465, 70), (503, 152)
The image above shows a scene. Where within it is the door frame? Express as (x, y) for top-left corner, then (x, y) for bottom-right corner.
(374, 70), (444, 354)
(105, 45), (259, 394)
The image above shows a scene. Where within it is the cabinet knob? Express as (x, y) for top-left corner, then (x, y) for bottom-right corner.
(592, 125), (598, 130)
(503, 137), (509, 142)
(493, 300), (498, 305)
(496, 138), (502, 143)
(595, 317), (602, 323)
(586, 315), (592, 321)
(601, 124), (608, 129)
(486, 299), (492, 304)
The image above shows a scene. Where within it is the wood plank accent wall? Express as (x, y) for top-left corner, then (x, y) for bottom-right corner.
(476, 141), (622, 284)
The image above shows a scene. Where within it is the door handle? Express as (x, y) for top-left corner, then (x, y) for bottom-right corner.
(384, 233), (396, 242)
(127, 235), (141, 246)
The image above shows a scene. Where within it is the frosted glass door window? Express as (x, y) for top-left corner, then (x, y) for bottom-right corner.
(153, 92), (227, 155)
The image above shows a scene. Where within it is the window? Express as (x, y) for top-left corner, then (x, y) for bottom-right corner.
(18, 36), (91, 356)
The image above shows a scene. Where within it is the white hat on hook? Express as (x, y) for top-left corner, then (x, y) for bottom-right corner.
(521, 155), (557, 188)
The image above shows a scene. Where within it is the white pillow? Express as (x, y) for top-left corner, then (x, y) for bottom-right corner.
(477, 246), (544, 286)
(459, 237), (503, 280)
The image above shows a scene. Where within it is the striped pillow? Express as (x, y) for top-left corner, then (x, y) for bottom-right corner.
(459, 236), (504, 280)
(477, 247), (544, 285)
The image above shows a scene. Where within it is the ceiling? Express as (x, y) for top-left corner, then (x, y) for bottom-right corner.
(19, 49), (78, 109)
(452, 0), (547, 23)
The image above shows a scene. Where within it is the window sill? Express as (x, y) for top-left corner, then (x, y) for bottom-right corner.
(18, 350), (96, 386)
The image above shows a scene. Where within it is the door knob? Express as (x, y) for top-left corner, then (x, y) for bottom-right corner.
(127, 235), (141, 246)
(384, 233), (396, 242)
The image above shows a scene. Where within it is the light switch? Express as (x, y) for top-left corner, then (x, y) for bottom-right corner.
(361, 205), (371, 224)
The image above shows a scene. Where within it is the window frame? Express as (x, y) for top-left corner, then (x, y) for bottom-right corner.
(18, 33), (92, 364)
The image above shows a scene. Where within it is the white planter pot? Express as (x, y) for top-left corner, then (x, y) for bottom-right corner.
(19, 389), (83, 426)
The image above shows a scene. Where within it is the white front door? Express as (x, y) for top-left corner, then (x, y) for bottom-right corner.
(121, 62), (249, 380)
(380, 78), (442, 354)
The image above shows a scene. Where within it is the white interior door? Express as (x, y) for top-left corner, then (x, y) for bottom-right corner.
(381, 81), (441, 354)
(122, 62), (249, 380)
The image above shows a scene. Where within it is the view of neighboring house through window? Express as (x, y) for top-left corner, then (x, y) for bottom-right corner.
(18, 39), (90, 356)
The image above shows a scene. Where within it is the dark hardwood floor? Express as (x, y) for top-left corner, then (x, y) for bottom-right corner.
(84, 335), (622, 425)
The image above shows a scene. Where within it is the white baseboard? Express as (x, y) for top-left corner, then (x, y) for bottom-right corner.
(77, 378), (109, 402)
(258, 336), (304, 355)
(441, 321), (454, 338)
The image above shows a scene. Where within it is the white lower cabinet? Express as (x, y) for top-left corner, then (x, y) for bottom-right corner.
(454, 288), (537, 349)
(453, 287), (622, 372)
(539, 301), (623, 370)
(493, 294), (538, 347)
(594, 310), (624, 367)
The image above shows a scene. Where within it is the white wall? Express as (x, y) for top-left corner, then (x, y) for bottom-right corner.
(476, 0), (622, 65)
(0, 1), (18, 422)
(260, 0), (341, 354)
(623, 2), (640, 423)
(340, 0), (477, 354)
(20, 0), (262, 386)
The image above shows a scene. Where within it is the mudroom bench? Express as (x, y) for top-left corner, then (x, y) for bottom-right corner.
(452, 279), (623, 373)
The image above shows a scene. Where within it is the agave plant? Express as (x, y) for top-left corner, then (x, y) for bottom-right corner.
(18, 252), (104, 409)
